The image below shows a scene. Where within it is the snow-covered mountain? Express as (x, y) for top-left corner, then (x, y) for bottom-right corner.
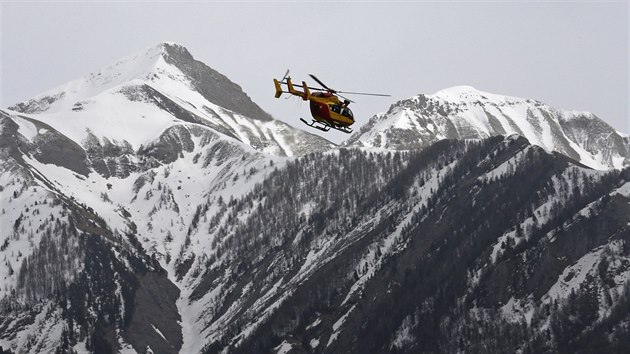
(345, 85), (629, 170)
(0, 42), (334, 353)
(9, 42), (334, 158)
(1, 43), (630, 354)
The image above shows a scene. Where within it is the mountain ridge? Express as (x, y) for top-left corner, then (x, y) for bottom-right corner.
(9, 42), (271, 122)
(344, 85), (629, 170)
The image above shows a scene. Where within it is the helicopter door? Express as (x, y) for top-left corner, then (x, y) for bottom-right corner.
(331, 104), (347, 116)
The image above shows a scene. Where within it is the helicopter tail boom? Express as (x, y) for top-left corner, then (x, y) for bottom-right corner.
(273, 79), (283, 98)
(274, 76), (310, 101)
(286, 78), (310, 100)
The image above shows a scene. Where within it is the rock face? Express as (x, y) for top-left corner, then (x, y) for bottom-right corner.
(345, 86), (629, 170)
(160, 43), (273, 122)
(1, 44), (629, 354)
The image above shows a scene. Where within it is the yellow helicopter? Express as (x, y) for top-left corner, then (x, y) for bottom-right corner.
(273, 71), (390, 134)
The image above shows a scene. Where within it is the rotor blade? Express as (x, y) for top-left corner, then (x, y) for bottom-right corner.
(278, 81), (327, 91)
(337, 94), (354, 103)
(309, 74), (390, 96)
(292, 83), (327, 92)
(309, 74), (334, 92)
(336, 91), (391, 97)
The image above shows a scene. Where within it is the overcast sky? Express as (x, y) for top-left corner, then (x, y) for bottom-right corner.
(2, 1), (628, 143)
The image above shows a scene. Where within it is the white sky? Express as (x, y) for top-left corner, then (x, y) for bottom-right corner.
(1, 1), (628, 144)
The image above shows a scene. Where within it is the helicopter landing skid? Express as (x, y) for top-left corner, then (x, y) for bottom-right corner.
(300, 118), (352, 134)
(300, 118), (330, 132)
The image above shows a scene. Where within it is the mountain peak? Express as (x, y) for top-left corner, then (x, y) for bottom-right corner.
(9, 42), (273, 121)
(135, 41), (192, 60)
(9, 43), (172, 113)
(6, 42), (333, 157)
(429, 85), (513, 103)
(157, 40), (182, 47)
(159, 42), (193, 60)
(433, 85), (482, 96)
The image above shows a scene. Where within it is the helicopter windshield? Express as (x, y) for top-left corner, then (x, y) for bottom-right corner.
(331, 105), (354, 119)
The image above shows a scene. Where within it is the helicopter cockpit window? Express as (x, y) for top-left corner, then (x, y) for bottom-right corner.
(344, 109), (354, 119)
(331, 105), (341, 114)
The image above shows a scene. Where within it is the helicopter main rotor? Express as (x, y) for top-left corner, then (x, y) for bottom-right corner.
(308, 74), (391, 103)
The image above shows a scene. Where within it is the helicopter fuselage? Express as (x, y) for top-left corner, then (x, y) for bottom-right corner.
(308, 92), (354, 127)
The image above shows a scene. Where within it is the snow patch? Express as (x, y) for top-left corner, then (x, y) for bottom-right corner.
(545, 247), (605, 301)
(12, 115), (38, 141)
(391, 314), (415, 350)
(327, 304), (356, 347)
(274, 340), (292, 354)
(613, 181), (630, 197)
(500, 296), (535, 324)
(306, 317), (321, 330)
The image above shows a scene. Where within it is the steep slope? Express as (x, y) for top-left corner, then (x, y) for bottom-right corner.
(151, 135), (629, 353)
(3, 105), (629, 353)
(345, 86), (629, 170)
(0, 109), (182, 353)
(9, 42), (333, 158)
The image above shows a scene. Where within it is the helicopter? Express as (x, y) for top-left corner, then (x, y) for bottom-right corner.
(273, 71), (390, 134)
